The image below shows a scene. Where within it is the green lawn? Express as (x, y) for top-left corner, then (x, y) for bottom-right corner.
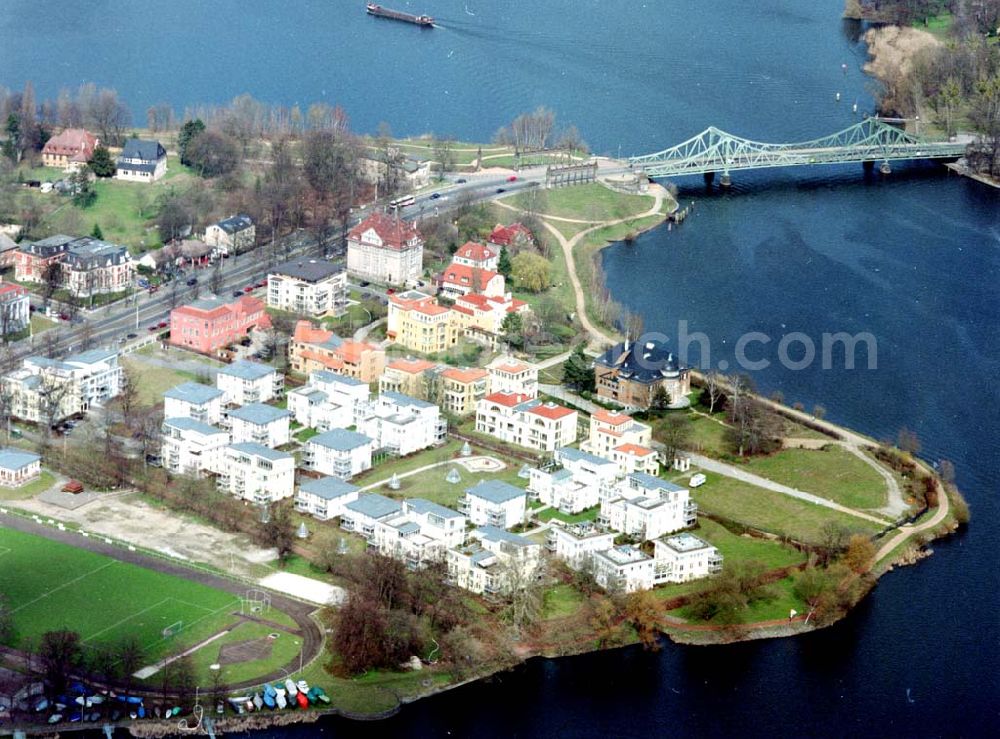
(0, 527), (251, 662)
(379, 460), (526, 508)
(536, 505), (599, 525)
(542, 583), (586, 620)
(296, 658), (450, 716)
(510, 183), (654, 223)
(122, 358), (201, 405)
(182, 619), (304, 686)
(0, 471), (56, 501)
(693, 517), (806, 570)
(295, 427), (320, 443)
(690, 471), (884, 544)
(740, 446), (889, 510)
(671, 575), (806, 625)
(672, 413), (732, 455)
(29, 313), (59, 335)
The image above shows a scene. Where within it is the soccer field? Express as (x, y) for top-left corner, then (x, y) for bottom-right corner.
(0, 527), (243, 660)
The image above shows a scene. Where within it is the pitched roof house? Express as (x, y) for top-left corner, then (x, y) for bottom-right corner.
(116, 138), (168, 182)
(41, 129), (98, 170)
(346, 212), (424, 285)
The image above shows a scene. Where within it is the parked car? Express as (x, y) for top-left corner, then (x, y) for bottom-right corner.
(233, 291), (243, 298)
(430, 192), (441, 200)
(58, 313), (69, 321)
(359, 280), (370, 287)
(148, 285), (159, 294)
(495, 188), (506, 194)
(507, 175), (518, 182)
(126, 332), (137, 339)
(243, 286), (254, 293)
(689, 473), (707, 488)
(148, 325), (159, 331)
(456, 178), (467, 184)
(255, 280), (267, 288)
(157, 321), (168, 329)
(186, 277), (198, 286)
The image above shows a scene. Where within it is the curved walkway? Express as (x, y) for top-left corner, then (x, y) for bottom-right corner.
(497, 184), (669, 350)
(875, 478), (950, 562)
(685, 452), (890, 526)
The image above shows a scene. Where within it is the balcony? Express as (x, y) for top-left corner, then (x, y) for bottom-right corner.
(708, 555), (723, 573)
(545, 533), (557, 551)
(486, 512), (505, 527)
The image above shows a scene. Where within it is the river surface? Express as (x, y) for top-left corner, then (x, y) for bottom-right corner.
(3, 1), (998, 737)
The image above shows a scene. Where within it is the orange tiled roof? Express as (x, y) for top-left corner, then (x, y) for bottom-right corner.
(348, 212), (420, 250)
(592, 408), (632, 426)
(615, 443), (655, 457)
(388, 357), (437, 374)
(528, 403), (574, 420)
(441, 367), (488, 384)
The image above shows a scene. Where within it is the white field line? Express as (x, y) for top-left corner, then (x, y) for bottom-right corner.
(82, 598), (172, 643)
(11, 561), (117, 614)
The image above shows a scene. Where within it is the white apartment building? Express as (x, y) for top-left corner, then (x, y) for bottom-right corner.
(545, 522), (617, 571)
(161, 418), (230, 477)
(346, 212), (424, 286)
(295, 476), (360, 521)
(216, 360), (283, 405)
(475, 392), (577, 452)
(3, 349), (124, 425)
(486, 356), (538, 398)
(163, 382), (225, 425)
(447, 526), (542, 596)
(653, 533), (723, 584)
(267, 259), (347, 318)
(599, 472), (697, 541)
(527, 446), (619, 514)
(371, 498), (468, 568)
(592, 545), (656, 593)
(340, 493), (403, 540)
(358, 391), (446, 457)
(216, 442), (295, 504)
(460, 480), (527, 529)
(225, 403), (291, 448)
(581, 409), (659, 476)
(287, 370), (371, 432)
(303, 428), (375, 479)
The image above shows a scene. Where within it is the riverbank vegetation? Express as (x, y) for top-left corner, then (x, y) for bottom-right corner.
(859, 1), (1000, 177)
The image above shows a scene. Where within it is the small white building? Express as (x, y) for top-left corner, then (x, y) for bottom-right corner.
(592, 544), (656, 593)
(216, 442), (295, 504)
(486, 356), (538, 398)
(527, 446), (619, 514)
(204, 215), (255, 256)
(447, 526), (542, 596)
(161, 417), (230, 477)
(653, 533), (723, 584)
(372, 498), (468, 568)
(599, 472), (697, 541)
(340, 493), (403, 540)
(460, 479), (527, 529)
(115, 138), (167, 182)
(475, 392), (577, 452)
(267, 259), (347, 318)
(358, 391), (446, 457)
(225, 403), (291, 448)
(163, 382), (225, 425)
(216, 360), (283, 405)
(0, 448), (41, 487)
(303, 428), (375, 480)
(545, 521), (616, 571)
(295, 476), (360, 521)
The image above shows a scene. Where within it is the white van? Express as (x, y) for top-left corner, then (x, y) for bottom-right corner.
(689, 473), (707, 488)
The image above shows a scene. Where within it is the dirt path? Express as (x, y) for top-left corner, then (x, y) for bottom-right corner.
(496, 184), (668, 351)
(875, 479), (950, 562)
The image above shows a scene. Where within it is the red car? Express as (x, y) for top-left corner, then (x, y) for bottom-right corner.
(148, 325), (159, 332)
(148, 285), (159, 294)
(157, 321), (168, 329)
(255, 281), (267, 288)
(507, 175), (518, 182)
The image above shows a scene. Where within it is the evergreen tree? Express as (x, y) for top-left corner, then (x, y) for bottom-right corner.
(71, 167), (96, 208)
(177, 118), (206, 166)
(501, 312), (525, 350)
(562, 343), (595, 392)
(88, 143), (116, 177)
(91, 223), (103, 240)
(497, 245), (513, 279)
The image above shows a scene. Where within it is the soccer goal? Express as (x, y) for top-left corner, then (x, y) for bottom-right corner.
(162, 620), (184, 638)
(240, 589), (271, 616)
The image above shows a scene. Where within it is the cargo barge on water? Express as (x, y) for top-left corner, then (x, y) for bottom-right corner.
(366, 3), (434, 27)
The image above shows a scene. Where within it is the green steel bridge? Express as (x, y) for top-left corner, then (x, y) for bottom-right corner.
(628, 117), (968, 181)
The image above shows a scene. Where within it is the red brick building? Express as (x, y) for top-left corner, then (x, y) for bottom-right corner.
(169, 295), (271, 354)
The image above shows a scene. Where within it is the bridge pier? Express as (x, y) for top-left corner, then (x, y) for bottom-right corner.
(703, 171), (715, 185)
(862, 160), (875, 173)
(879, 161), (892, 175)
(720, 173), (732, 188)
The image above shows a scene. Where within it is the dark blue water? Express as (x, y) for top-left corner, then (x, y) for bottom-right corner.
(3, 2), (998, 736)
